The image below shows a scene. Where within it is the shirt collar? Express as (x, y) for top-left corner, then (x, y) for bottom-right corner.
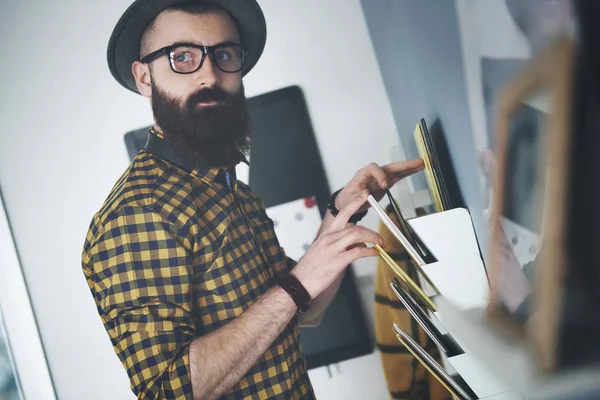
(144, 129), (245, 187)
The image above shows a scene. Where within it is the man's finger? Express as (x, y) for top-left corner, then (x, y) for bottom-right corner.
(343, 246), (380, 264)
(347, 242), (367, 251)
(381, 158), (425, 179)
(338, 228), (384, 251)
(329, 191), (369, 231)
(361, 162), (389, 189)
(330, 225), (384, 250)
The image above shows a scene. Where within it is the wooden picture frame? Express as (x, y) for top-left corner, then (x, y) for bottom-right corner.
(486, 36), (575, 372)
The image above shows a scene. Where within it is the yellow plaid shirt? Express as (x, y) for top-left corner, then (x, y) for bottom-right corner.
(82, 132), (315, 399)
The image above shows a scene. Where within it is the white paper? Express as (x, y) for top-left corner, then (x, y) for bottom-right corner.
(265, 197), (322, 262)
(501, 217), (542, 268)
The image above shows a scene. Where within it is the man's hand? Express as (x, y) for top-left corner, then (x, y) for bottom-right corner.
(334, 159), (425, 214)
(291, 192), (384, 299)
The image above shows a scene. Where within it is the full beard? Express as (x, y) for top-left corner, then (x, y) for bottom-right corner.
(151, 81), (250, 169)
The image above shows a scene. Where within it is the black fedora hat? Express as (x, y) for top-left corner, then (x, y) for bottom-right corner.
(107, 0), (266, 94)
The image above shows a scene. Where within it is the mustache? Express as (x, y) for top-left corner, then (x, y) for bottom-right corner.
(187, 87), (232, 107)
(150, 81), (250, 168)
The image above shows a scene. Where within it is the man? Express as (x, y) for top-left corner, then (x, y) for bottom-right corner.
(82, 1), (424, 399)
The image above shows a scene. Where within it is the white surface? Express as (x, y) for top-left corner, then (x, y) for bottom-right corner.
(0, 196), (56, 399)
(265, 197), (321, 262)
(456, 0), (530, 152)
(437, 297), (600, 400)
(483, 392), (523, 400)
(409, 208), (482, 261)
(456, 0), (491, 154)
(437, 298), (534, 394)
(474, 0), (531, 59)
(423, 254), (489, 310)
(0, 1), (400, 399)
(235, 156), (250, 185)
(308, 351), (389, 400)
(501, 217), (541, 268)
(449, 353), (510, 398)
(455, 0), (529, 197)
(401, 206), (530, 399)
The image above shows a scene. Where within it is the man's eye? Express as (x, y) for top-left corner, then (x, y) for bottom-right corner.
(173, 52), (193, 63)
(215, 50), (231, 62)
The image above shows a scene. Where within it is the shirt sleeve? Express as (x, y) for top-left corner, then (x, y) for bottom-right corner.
(86, 205), (196, 399)
(285, 256), (297, 272)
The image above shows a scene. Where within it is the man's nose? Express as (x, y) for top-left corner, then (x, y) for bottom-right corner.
(195, 54), (219, 88)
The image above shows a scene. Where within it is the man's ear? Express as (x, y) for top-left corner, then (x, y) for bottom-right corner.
(132, 61), (152, 98)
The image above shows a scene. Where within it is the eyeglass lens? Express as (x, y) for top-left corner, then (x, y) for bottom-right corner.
(168, 44), (245, 73)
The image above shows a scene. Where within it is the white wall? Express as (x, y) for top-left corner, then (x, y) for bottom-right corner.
(456, 0), (531, 156)
(0, 1), (402, 399)
(0, 194), (55, 399)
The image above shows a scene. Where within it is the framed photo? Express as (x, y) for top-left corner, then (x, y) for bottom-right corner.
(486, 37), (575, 372)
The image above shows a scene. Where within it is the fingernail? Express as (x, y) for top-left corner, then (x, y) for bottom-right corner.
(360, 190), (369, 198)
(381, 181), (388, 189)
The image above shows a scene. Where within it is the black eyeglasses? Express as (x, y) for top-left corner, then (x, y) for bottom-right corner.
(141, 42), (248, 74)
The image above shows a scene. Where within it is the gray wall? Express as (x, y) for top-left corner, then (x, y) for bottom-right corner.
(360, 0), (487, 251)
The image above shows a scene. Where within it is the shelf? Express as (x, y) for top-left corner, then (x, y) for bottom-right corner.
(437, 297), (600, 400)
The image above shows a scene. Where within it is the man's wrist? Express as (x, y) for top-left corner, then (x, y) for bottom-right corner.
(271, 285), (299, 315)
(328, 188), (343, 217)
(334, 189), (345, 211)
(328, 188), (368, 223)
(277, 273), (312, 314)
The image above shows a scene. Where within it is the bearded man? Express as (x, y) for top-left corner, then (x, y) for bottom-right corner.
(82, 1), (424, 398)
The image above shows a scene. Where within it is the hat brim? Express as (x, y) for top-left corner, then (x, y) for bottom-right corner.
(107, 0), (266, 94)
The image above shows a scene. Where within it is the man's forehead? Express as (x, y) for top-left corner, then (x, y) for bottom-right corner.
(148, 9), (240, 49)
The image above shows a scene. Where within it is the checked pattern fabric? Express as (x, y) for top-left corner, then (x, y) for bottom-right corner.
(82, 132), (315, 399)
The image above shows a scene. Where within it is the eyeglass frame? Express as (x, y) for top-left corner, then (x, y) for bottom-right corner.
(140, 41), (249, 74)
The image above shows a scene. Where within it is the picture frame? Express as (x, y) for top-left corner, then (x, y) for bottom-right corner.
(390, 278), (463, 357)
(486, 36), (575, 372)
(393, 323), (475, 400)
